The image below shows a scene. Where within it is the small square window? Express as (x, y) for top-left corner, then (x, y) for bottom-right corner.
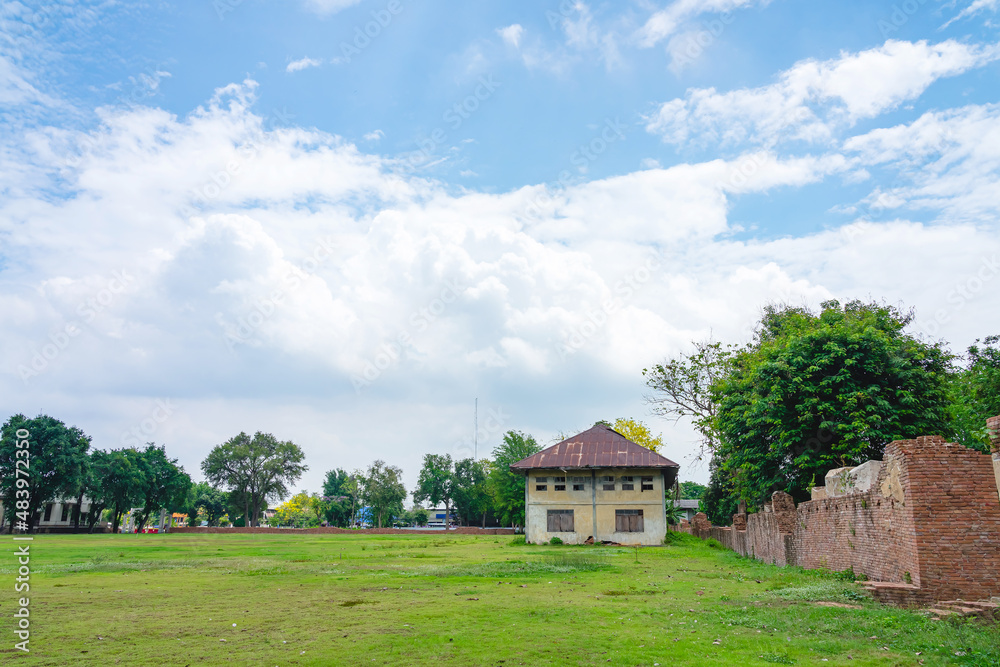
(601, 475), (614, 483)
(621, 483), (634, 491)
(536, 485), (547, 491)
(572, 476), (587, 484)
(553, 476), (566, 483)
(602, 484), (615, 491)
(572, 484), (584, 491)
(620, 476), (634, 482)
(536, 476), (548, 483)
(554, 484), (566, 491)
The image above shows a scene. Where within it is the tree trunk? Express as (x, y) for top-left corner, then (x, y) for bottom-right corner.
(73, 490), (84, 532)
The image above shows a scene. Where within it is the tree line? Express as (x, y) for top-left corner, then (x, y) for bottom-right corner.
(1, 410), (706, 533)
(643, 299), (1000, 524)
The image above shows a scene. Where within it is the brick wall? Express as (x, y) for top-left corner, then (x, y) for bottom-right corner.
(684, 430), (1000, 605)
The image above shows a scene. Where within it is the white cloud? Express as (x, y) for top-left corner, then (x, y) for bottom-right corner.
(300, 0), (363, 16)
(943, 0), (1000, 27)
(286, 57), (322, 73)
(647, 39), (1000, 147)
(3, 79), (998, 492)
(844, 103), (1000, 223)
(364, 129), (385, 142)
(635, 0), (766, 48)
(497, 24), (524, 49)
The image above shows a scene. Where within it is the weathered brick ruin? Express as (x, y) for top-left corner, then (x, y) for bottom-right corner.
(681, 416), (1000, 606)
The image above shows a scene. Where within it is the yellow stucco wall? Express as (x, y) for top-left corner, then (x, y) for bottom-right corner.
(524, 468), (666, 545)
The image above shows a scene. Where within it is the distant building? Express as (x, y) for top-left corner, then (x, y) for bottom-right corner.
(511, 424), (680, 545)
(673, 499), (700, 522)
(0, 496), (108, 533)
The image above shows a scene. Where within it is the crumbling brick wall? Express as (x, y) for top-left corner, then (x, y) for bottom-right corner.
(692, 431), (1000, 604)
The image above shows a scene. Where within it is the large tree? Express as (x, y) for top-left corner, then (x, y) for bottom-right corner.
(184, 481), (228, 527)
(488, 431), (541, 529)
(452, 458), (491, 527)
(949, 335), (1000, 452)
(643, 340), (736, 458)
(319, 468), (356, 527)
(0, 414), (91, 533)
(133, 444), (191, 531)
(711, 300), (953, 510)
(361, 460), (406, 528)
(201, 432), (307, 527)
(91, 448), (147, 533)
(413, 453), (456, 530)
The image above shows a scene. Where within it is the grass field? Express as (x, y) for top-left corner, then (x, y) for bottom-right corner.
(1, 532), (997, 666)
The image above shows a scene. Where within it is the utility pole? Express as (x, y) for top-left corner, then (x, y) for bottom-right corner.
(474, 398), (478, 460)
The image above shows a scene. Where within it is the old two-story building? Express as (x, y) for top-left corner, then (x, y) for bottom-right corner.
(511, 424), (680, 545)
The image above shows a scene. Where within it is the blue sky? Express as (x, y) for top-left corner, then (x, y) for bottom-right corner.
(2, 0), (1000, 493)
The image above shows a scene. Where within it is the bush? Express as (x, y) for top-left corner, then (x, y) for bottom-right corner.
(549, 536), (563, 545)
(508, 536), (526, 546)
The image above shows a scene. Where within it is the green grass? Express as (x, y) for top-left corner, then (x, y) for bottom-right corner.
(1, 533), (997, 666)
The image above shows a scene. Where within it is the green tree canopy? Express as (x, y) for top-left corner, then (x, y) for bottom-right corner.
(201, 431), (307, 527)
(361, 460), (406, 528)
(319, 468), (355, 527)
(712, 299), (953, 509)
(184, 481), (228, 527)
(488, 431), (541, 529)
(453, 458), (491, 527)
(91, 448), (146, 533)
(679, 481), (708, 500)
(133, 444), (191, 531)
(949, 334), (1000, 451)
(413, 453), (455, 530)
(0, 414), (91, 533)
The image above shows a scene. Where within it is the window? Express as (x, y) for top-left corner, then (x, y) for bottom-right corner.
(554, 484), (566, 491)
(43, 504), (53, 522)
(641, 476), (654, 491)
(572, 484), (584, 491)
(620, 476), (634, 491)
(615, 509), (644, 532)
(536, 485), (548, 491)
(60, 504), (71, 522)
(547, 509), (574, 532)
(536, 477), (548, 483)
(572, 476), (586, 491)
(601, 475), (615, 491)
(553, 476), (566, 491)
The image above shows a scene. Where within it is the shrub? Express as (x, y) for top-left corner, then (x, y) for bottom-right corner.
(549, 536), (563, 545)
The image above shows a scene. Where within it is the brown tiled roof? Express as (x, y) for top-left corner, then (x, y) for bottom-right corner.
(510, 424), (679, 470)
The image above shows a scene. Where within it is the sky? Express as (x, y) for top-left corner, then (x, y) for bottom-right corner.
(2, 0), (999, 495)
